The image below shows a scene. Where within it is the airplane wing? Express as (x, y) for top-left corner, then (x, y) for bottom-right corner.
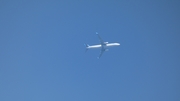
(97, 48), (105, 59)
(96, 32), (104, 44)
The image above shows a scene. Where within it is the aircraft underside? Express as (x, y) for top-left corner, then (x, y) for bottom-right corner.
(85, 32), (120, 58)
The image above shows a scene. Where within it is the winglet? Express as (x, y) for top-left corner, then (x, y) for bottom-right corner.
(96, 32), (98, 35)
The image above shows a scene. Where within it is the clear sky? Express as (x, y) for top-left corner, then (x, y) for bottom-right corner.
(0, 0), (180, 101)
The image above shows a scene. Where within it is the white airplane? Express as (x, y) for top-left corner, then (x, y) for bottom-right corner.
(85, 32), (120, 59)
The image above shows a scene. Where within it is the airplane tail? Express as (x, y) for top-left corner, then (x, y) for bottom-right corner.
(84, 44), (89, 53)
(84, 44), (89, 47)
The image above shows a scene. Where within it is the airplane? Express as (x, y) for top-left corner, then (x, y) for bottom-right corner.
(84, 32), (120, 59)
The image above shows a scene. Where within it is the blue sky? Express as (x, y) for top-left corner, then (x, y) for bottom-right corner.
(0, 0), (180, 101)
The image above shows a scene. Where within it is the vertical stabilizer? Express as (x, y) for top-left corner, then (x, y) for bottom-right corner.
(84, 44), (89, 53)
(84, 44), (89, 47)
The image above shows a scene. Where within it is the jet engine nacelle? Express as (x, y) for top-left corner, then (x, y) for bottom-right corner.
(104, 42), (109, 44)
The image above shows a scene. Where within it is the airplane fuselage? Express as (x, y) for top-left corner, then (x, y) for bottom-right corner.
(85, 32), (120, 58)
(87, 43), (120, 49)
